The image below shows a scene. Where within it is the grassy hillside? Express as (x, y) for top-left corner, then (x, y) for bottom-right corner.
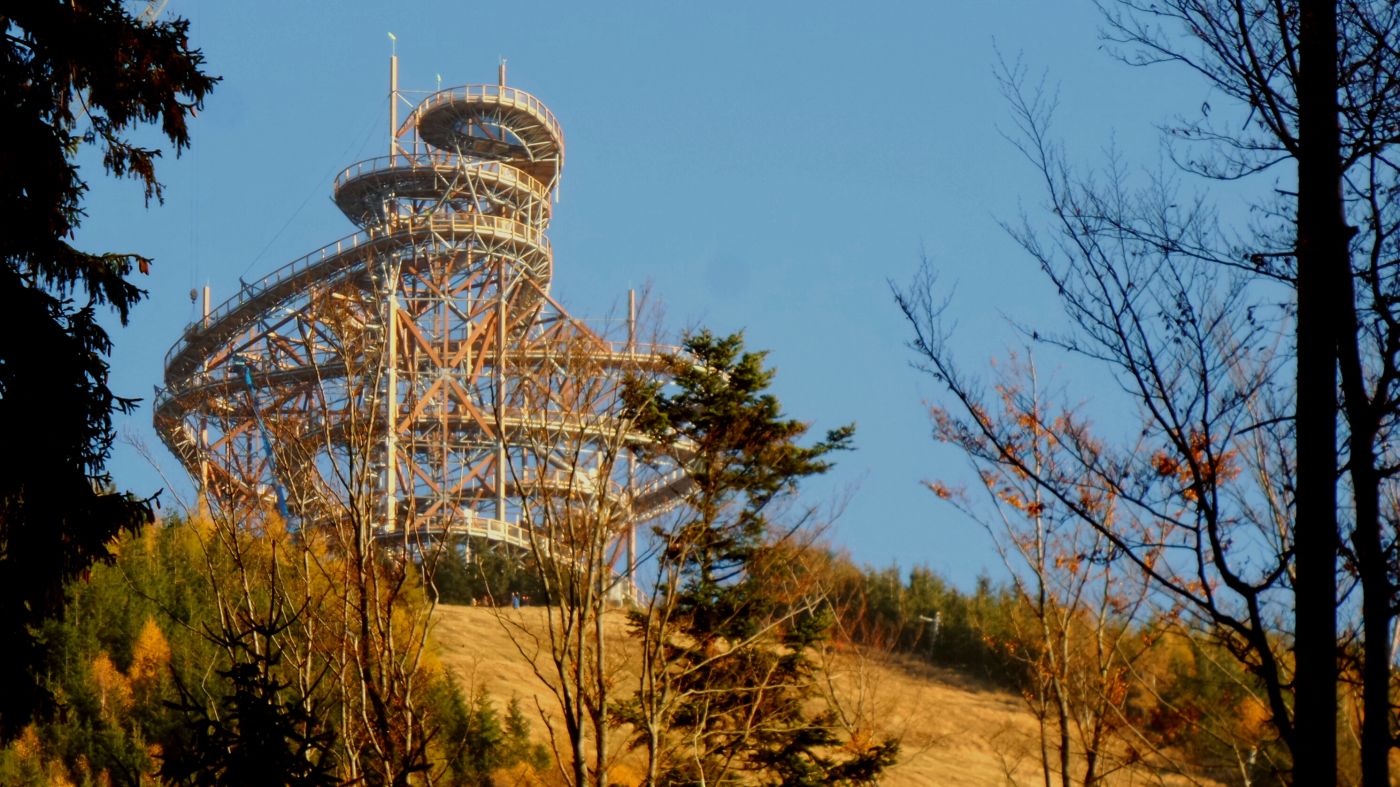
(432, 605), (1211, 786)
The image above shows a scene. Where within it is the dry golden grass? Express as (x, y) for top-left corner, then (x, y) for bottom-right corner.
(431, 604), (1212, 786)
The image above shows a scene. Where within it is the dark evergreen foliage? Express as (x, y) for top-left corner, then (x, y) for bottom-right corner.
(160, 622), (340, 787)
(831, 564), (1025, 687)
(0, 1), (216, 736)
(426, 538), (549, 607)
(432, 681), (549, 787)
(623, 330), (893, 785)
(625, 331), (853, 643)
(502, 696), (549, 774)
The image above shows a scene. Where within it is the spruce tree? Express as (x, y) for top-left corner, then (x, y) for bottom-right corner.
(0, 2), (216, 736)
(623, 330), (894, 785)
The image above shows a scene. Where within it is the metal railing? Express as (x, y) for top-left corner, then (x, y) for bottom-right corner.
(383, 513), (531, 549)
(165, 229), (373, 370)
(334, 153), (551, 201)
(164, 215), (554, 374)
(413, 84), (565, 159)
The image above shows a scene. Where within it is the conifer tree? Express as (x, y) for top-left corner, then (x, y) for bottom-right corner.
(622, 330), (894, 785)
(0, 1), (216, 736)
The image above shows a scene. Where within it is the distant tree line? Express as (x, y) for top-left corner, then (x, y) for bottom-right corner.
(823, 554), (1292, 785)
(427, 538), (549, 607)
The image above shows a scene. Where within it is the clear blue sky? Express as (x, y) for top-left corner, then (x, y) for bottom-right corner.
(85, 1), (1214, 588)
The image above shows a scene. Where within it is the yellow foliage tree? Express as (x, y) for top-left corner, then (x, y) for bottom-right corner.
(90, 654), (132, 722)
(128, 617), (171, 706)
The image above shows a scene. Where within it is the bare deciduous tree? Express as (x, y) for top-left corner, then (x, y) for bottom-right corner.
(896, 60), (1301, 780)
(491, 309), (670, 787)
(1092, 4), (1400, 782)
(928, 352), (1191, 786)
(188, 271), (445, 784)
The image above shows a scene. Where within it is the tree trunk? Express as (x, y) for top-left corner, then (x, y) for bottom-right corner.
(593, 583), (608, 785)
(1350, 426), (1390, 787)
(1336, 223), (1390, 786)
(1038, 706), (1053, 787)
(1055, 661), (1072, 787)
(1331, 68), (1391, 787)
(1293, 0), (1343, 783)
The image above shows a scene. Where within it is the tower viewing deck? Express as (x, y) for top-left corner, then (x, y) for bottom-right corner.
(155, 64), (685, 574)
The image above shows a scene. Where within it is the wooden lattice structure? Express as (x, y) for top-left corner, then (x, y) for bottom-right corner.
(154, 63), (684, 572)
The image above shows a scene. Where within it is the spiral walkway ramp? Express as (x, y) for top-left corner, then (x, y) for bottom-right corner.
(154, 69), (686, 568)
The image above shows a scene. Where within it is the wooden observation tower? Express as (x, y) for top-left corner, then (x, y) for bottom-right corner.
(154, 61), (684, 579)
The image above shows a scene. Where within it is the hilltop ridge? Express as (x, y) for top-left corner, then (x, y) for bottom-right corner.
(431, 605), (1212, 786)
